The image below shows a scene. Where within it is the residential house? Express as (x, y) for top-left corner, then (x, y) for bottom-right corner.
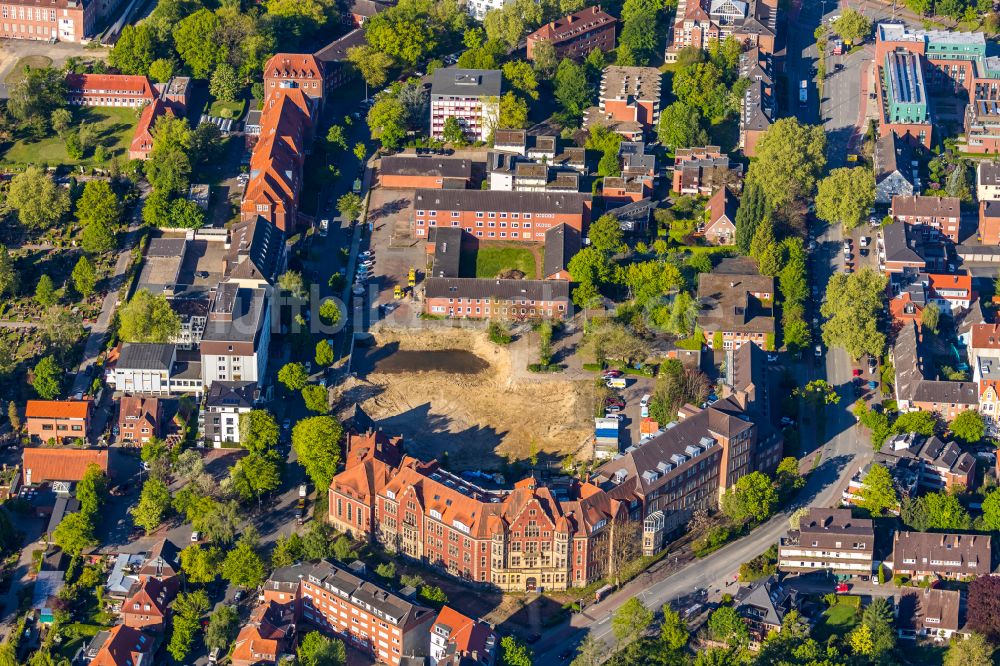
(970, 323), (1000, 433)
(696, 257), (775, 350)
(738, 47), (775, 158)
(891, 195), (961, 242)
(543, 224), (582, 280)
(223, 216), (286, 288)
(977, 162), (1000, 201)
(202, 381), (257, 447)
(980, 200), (1000, 244)
(200, 284), (271, 390)
(423, 278), (570, 320)
(879, 220), (949, 278)
(22, 447), (108, 487)
(890, 283), (926, 325)
(429, 606), (498, 666)
(231, 600), (296, 666)
(465, 0), (512, 21)
(492, 129), (527, 155)
(121, 576), (177, 632)
(526, 6), (617, 61)
(879, 433), (976, 492)
(117, 396), (161, 446)
(346, 0), (391, 26)
(601, 176), (649, 204)
(896, 588), (963, 642)
(86, 625), (155, 666)
(890, 531), (990, 581)
(893, 321), (979, 419)
(925, 272), (973, 314)
(777, 508), (874, 578)
(110, 343), (186, 396)
(129, 99), (171, 160)
(430, 68), (502, 143)
(734, 577), (802, 644)
(875, 131), (917, 204)
(584, 66), (662, 137)
(672, 146), (742, 196)
(380, 156), (474, 190)
(412, 189), (591, 242)
(262, 560), (434, 665)
(25, 400), (92, 444)
(703, 187), (739, 245)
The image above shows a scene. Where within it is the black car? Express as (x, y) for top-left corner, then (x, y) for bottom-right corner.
(860, 248), (869, 257)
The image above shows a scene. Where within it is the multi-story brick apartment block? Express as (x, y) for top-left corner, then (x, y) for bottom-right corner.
(672, 146), (742, 195)
(737, 46), (774, 158)
(896, 588), (963, 642)
(980, 201), (1000, 244)
(430, 68), (501, 143)
(0, 0), (129, 42)
(262, 560), (436, 665)
(412, 189), (591, 242)
(878, 220), (949, 278)
(894, 320), (979, 419)
(241, 87), (313, 233)
(703, 187), (738, 245)
(66, 74), (156, 108)
(380, 156), (473, 190)
(117, 396), (160, 446)
(877, 50), (932, 148)
(263, 53), (325, 113)
(978, 162), (1000, 201)
(594, 396), (782, 555)
(875, 131), (917, 205)
(314, 28), (367, 92)
(25, 400), (92, 444)
(880, 433), (976, 492)
(891, 195), (961, 242)
(890, 531), (991, 581)
(223, 216), (286, 289)
(202, 381), (257, 447)
(777, 508), (874, 578)
(526, 6), (616, 62)
(21, 447), (108, 486)
(429, 606), (497, 666)
(665, 0), (777, 61)
(696, 257), (775, 350)
(424, 277), (570, 320)
(199, 284), (271, 390)
(586, 66), (662, 136)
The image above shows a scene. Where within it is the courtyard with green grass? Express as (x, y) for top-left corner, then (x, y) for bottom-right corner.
(813, 600), (859, 643)
(0, 106), (140, 167)
(462, 244), (540, 279)
(4, 56), (53, 85)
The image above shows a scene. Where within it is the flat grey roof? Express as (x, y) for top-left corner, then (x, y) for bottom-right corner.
(431, 67), (502, 98)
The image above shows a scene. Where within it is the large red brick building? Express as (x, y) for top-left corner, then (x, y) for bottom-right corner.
(526, 6), (616, 62)
(891, 195), (961, 242)
(0, 0), (124, 43)
(66, 74), (156, 108)
(329, 400), (780, 592)
(412, 189), (591, 242)
(263, 53), (325, 114)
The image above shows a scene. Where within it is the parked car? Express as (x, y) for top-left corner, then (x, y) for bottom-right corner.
(860, 248), (869, 257)
(766, 353), (779, 363)
(835, 583), (850, 593)
(815, 344), (823, 358)
(601, 369), (623, 379)
(780, 417), (795, 427)
(604, 396), (626, 409)
(868, 357), (878, 373)
(860, 236), (870, 247)
(191, 532), (201, 542)
(852, 368), (862, 377)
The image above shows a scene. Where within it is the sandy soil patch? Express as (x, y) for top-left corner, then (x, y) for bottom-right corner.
(337, 327), (594, 469)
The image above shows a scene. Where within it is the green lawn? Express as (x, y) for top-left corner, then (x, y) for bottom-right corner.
(0, 106), (139, 167)
(471, 245), (537, 279)
(208, 98), (248, 120)
(4, 56), (53, 85)
(813, 602), (859, 643)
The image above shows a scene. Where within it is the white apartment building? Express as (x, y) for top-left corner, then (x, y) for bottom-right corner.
(430, 68), (501, 143)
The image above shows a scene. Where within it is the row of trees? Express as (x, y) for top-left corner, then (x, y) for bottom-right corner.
(142, 115), (222, 229)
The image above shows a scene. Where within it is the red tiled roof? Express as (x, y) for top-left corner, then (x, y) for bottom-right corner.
(123, 575), (177, 623)
(264, 53), (324, 80)
(433, 606), (496, 657)
(26, 400), (90, 420)
(66, 73), (156, 99)
(972, 323), (1000, 350)
(927, 273), (972, 297)
(130, 99), (171, 156)
(22, 448), (108, 484)
(89, 625), (153, 666)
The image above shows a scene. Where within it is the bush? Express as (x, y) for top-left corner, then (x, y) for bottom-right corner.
(487, 321), (512, 345)
(712, 331), (723, 349)
(893, 574), (908, 586)
(527, 363), (560, 373)
(693, 525), (734, 558)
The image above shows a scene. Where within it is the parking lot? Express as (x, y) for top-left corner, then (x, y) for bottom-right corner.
(363, 187), (426, 325)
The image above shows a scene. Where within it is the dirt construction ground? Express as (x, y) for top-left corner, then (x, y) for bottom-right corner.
(337, 327), (595, 469)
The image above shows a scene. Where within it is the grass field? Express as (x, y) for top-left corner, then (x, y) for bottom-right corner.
(208, 98), (248, 120)
(813, 602), (859, 643)
(4, 56), (53, 85)
(0, 106), (139, 166)
(468, 245), (538, 279)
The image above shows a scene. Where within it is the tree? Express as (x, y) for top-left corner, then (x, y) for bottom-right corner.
(77, 180), (122, 252)
(0, 246), (16, 299)
(611, 597), (653, 645)
(858, 463), (898, 516)
(721, 471), (777, 523)
(149, 58), (175, 83)
(660, 606), (689, 651)
(168, 590), (210, 661)
(502, 60), (539, 100)
(707, 605), (750, 649)
(570, 634), (606, 666)
(861, 597), (896, 658)
(180, 544), (222, 583)
(531, 40), (558, 77)
(50, 108), (72, 136)
(796, 379), (840, 406)
(118, 289), (181, 343)
(278, 270), (305, 299)
(367, 96), (407, 150)
(745, 118), (827, 209)
(53, 511), (96, 555)
(35, 275), (56, 307)
(982, 488), (1000, 531)
(301, 385), (329, 414)
(7, 167), (70, 229)
(238, 409), (279, 454)
(167, 198), (205, 229)
(554, 58), (592, 124)
(497, 92), (529, 130)
(648, 359), (710, 423)
(206, 606), (239, 652)
(316, 340), (335, 368)
(292, 416), (343, 491)
(222, 533), (266, 588)
(970, 575), (1000, 642)
(76, 464), (106, 517)
(31, 355), (62, 400)
(588, 214), (624, 255)
(921, 301), (941, 334)
(278, 362), (308, 391)
(945, 632), (994, 666)
(820, 269), (887, 360)
(230, 451), (282, 501)
(567, 247), (614, 285)
(950, 410), (985, 445)
(893, 410), (938, 437)
(346, 45), (392, 94)
(815, 167), (876, 229)
(272, 533), (305, 568)
(109, 24), (156, 74)
(734, 181), (767, 256)
(7, 402), (20, 433)
(672, 61), (728, 122)
(132, 477), (172, 534)
(209, 62), (240, 103)
(618, 8), (659, 65)
(297, 632), (347, 666)
(833, 8), (872, 43)
(657, 101), (709, 153)
(7, 67), (66, 122)
(849, 623), (875, 657)
(500, 636), (532, 666)
(921, 491), (971, 530)
(72, 256), (97, 298)
(749, 218), (783, 276)
(337, 193), (364, 223)
(354, 143), (366, 162)
(442, 116), (466, 144)
(173, 9), (225, 78)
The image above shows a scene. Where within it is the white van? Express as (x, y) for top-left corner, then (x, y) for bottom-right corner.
(640, 394), (651, 418)
(606, 378), (627, 389)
